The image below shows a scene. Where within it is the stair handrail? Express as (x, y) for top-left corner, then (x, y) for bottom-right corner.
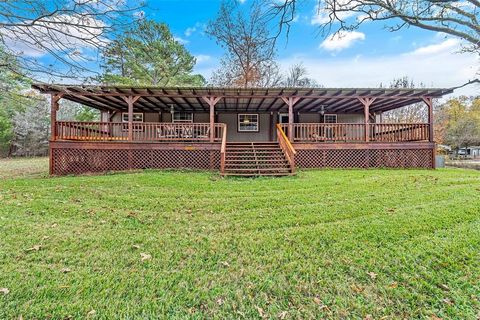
(276, 124), (297, 174)
(220, 123), (227, 175)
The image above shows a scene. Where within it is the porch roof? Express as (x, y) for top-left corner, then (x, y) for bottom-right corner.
(32, 84), (453, 114)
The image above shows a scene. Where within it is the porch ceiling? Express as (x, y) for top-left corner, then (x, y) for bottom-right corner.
(32, 84), (453, 114)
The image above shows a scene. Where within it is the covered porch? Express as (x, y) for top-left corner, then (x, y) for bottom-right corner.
(33, 84), (452, 175)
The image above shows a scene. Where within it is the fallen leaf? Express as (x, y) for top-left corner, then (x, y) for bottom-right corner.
(132, 244), (141, 249)
(388, 281), (398, 289)
(364, 315), (373, 320)
(220, 261), (230, 268)
(25, 244), (42, 252)
(278, 311), (288, 319)
(216, 297), (224, 305)
(42, 236), (50, 240)
(140, 253), (151, 262)
(256, 306), (265, 318)
(438, 284), (450, 292)
(367, 271), (378, 280)
(442, 298), (454, 306)
(51, 223), (58, 228)
(60, 268), (71, 273)
(351, 284), (364, 293)
(0, 288), (9, 295)
(87, 309), (96, 317)
(313, 297), (322, 305)
(430, 315), (442, 320)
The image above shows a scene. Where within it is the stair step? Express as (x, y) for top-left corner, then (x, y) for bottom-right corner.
(224, 168), (291, 173)
(223, 141), (295, 177)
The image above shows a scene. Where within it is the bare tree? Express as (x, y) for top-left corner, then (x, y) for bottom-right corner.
(266, 0), (479, 54)
(382, 77), (427, 123)
(284, 63), (319, 87)
(11, 97), (50, 157)
(0, 0), (144, 82)
(207, 0), (280, 87)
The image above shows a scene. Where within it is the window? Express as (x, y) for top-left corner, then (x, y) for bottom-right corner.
(324, 114), (337, 123)
(122, 112), (143, 131)
(238, 114), (259, 132)
(172, 112), (193, 123)
(122, 113), (144, 123)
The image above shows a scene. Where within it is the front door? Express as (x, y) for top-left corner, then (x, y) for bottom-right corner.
(278, 113), (289, 138)
(278, 113), (289, 124)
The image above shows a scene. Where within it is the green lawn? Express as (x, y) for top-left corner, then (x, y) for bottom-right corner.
(0, 161), (479, 319)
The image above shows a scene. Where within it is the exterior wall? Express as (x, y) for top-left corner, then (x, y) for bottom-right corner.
(298, 113), (320, 123)
(218, 113), (272, 142)
(338, 113), (364, 123)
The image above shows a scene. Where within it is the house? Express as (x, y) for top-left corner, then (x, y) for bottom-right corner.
(33, 84), (453, 176)
(458, 146), (480, 159)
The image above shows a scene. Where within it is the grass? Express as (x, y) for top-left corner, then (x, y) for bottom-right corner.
(0, 159), (479, 319)
(0, 157), (48, 179)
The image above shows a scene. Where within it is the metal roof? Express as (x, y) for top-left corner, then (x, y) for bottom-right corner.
(32, 84), (454, 114)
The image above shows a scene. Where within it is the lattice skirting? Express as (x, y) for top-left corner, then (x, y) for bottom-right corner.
(295, 148), (433, 169)
(51, 144), (220, 175)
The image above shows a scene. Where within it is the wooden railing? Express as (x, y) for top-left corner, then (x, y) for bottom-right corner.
(276, 124), (296, 173)
(220, 124), (228, 175)
(281, 123), (430, 143)
(370, 123), (429, 142)
(281, 123), (365, 142)
(55, 121), (226, 142)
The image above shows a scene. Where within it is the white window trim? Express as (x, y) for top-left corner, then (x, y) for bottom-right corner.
(122, 112), (144, 122)
(238, 114), (259, 132)
(323, 114), (337, 124)
(172, 112), (194, 123)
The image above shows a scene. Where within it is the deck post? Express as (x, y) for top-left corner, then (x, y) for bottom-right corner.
(422, 97), (434, 143)
(123, 96), (140, 141)
(50, 93), (62, 141)
(202, 96), (222, 142)
(423, 96), (436, 169)
(358, 97), (376, 142)
(281, 97), (301, 142)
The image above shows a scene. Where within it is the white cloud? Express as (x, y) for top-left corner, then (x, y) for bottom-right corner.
(195, 54), (211, 64)
(320, 31), (365, 51)
(184, 22), (206, 37)
(185, 27), (196, 37)
(1, 14), (107, 58)
(238, 0), (247, 3)
(174, 36), (189, 45)
(311, 2), (358, 25)
(279, 38), (479, 96)
(410, 38), (459, 55)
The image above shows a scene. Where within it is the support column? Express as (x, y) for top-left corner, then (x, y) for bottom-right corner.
(358, 97), (376, 142)
(123, 96), (140, 141)
(422, 97), (434, 142)
(50, 94), (62, 141)
(423, 96), (436, 169)
(202, 96), (222, 142)
(281, 97), (301, 142)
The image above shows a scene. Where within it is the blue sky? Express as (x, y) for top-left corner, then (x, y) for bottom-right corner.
(12, 0), (478, 95)
(141, 0), (478, 95)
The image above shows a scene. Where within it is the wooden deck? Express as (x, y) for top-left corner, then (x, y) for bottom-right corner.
(49, 122), (435, 176)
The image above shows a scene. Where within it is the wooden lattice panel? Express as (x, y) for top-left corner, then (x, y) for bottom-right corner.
(52, 147), (220, 175)
(296, 148), (433, 169)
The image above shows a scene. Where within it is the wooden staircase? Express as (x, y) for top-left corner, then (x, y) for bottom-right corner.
(223, 142), (294, 177)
